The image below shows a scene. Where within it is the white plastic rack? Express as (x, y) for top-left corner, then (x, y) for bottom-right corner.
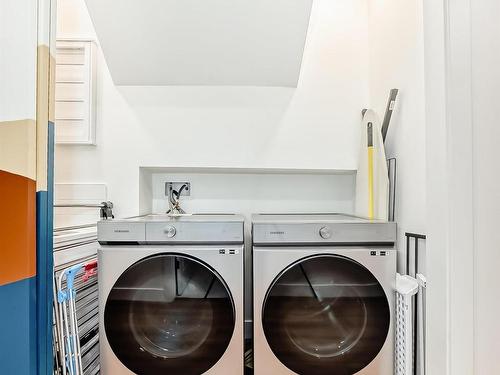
(395, 274), (419, 375)
(395, 233), (427, 375)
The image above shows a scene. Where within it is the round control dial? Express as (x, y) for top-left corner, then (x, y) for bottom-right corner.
(319, 226), (332, 239)
(164, 225), (177, 238)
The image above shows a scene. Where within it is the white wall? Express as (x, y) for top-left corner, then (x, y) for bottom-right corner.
(423, 0), (500, 373)
(0, 0), (37, 121)
(55, 0), (431, 354)
(55, 2), (500, 374)
(422, 0), (451, 373)
(471, 1), (500, 373)
(367, 0), (426, 271)
(55, 0), (370, 333)
(55, 0), (370, 220)
(149, 172), (355, 215)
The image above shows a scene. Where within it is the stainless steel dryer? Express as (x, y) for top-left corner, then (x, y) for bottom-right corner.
(252, 214), (397, 375)
(97, 214), (244, 375)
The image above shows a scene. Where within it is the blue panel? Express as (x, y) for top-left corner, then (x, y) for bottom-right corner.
(36, 121), (54, 375)
(0, 277), (37, 375)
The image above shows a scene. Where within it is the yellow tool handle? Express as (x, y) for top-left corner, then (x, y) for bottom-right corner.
(368, 146), (374, 220)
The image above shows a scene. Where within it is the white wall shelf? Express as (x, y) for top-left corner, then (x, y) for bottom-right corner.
(138, 166), (357, 218)
(140, 166), (357, 176)
(55, 39), (97, 145)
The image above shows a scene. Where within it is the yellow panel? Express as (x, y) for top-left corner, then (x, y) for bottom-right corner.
(49, 52), (55, 123)
(0, 119), (37, 180)
(367, 146), (374, 220)
(37, 45), (50, 192)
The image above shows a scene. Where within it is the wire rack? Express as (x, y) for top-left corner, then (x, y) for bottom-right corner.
(54, 258), (99, 375)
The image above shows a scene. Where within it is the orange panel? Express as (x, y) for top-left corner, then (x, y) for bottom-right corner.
(0, 170), (36, 286)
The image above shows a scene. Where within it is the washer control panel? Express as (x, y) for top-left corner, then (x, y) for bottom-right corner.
(146, 221), (243, 243)
(98, 214), (244, 244)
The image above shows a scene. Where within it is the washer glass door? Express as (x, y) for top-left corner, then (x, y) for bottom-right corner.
(262, 255), (390, 375)
(105, 254), (235, 375)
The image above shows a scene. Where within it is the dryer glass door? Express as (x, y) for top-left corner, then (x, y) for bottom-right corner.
(262, 254), (390, 375)
(104, 254), (235, 375)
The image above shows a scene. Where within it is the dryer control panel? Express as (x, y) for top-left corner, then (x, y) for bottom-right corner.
(252, 213), (397, 246)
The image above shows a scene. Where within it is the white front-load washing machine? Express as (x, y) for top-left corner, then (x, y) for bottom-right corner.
(252, 214), (397, 375)
(97, 214), (244, 375)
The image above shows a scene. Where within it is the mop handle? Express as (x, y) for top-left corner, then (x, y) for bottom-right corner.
(367, 122), (374, 219)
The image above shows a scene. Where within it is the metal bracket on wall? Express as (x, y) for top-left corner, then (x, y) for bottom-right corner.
(53, 201), (115, 219)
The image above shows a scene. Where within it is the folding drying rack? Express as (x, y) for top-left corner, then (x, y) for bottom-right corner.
(54, 258), (99, 375)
